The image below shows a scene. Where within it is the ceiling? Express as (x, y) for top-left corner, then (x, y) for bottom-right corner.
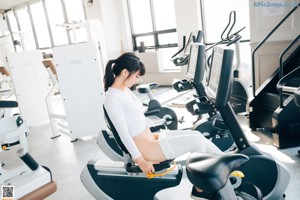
(0, 0), (32, 11)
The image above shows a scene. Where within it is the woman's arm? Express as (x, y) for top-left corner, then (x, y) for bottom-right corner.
(104, 97), (141, 160)
(105, 96), (159, 175)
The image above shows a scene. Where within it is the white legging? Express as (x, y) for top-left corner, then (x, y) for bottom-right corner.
(158, 130), (224, 160)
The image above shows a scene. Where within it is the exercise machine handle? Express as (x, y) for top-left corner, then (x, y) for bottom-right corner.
(17, 148), (39, 171)
(0, 100), (18, 108)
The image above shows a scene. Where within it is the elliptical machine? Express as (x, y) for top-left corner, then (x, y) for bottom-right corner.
(205, 10), (249, 114)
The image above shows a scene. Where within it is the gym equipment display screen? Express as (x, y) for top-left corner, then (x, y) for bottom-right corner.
(206, 46), (223, 99)
(186, 43), (199, 80)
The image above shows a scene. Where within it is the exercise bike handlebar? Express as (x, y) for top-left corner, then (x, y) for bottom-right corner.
(0, 100), (18, 108)
(251, 3), (300, 97)
(206, 10), (245, 52)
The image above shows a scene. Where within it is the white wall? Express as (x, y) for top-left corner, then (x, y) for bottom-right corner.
(249, 0), (300, 89)
(249, 0), (300, 43)
(86, 0), (295, 87)
(83, 0), (204, 85)
(174, 0), (202, 47)
(84, 0), (125, 59)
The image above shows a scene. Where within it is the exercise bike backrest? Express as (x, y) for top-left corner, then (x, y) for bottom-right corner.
(103, 106), (174, 172)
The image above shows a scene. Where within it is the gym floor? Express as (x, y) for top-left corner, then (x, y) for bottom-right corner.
(3, 86), (300, 200)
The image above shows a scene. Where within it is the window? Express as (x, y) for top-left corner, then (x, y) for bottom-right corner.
(15, 8), (36, 50)
(64, 0), (87, 44)
(29, 1), (51, 49)
(5, 0), (87, 52)
(6, 11), (23, 52)
(200, 0), (250, 44)
(64, 0), (85, 22)
(44, 0), (68, 46)
(200, 0), (251, 69)
(128, 0), (177, 51)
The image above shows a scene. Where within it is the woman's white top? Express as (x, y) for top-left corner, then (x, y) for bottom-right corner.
(104, 87), (148, 159)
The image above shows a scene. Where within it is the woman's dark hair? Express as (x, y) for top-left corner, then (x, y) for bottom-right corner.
(104, 52), (145, 91)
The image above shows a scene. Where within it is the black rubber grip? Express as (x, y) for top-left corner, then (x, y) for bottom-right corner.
(17, 148), (39, 171)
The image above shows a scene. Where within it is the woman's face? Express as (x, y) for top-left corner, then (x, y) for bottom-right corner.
(125, 70), (140, 88)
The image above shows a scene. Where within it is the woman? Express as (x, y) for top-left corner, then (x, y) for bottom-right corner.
(103, 52), (223, 200)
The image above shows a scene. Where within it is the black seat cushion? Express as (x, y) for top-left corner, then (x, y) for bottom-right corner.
(186, 153), (248, 192)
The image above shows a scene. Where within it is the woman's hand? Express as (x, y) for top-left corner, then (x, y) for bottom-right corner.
(153, 133), (159, 140)
(134, 156), (157, 175)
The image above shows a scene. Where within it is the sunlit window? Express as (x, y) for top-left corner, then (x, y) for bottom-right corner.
(129, 0), (152, 34)
(64, 0), (85, 22)
(201, 0), (250, 44)
(158, 32), (178, 47)
(69, 27), (88, 44)
(152, 0), (176, 31)
(30, 1), (51, 48)
(128, 0), (177, 51)
(6, 11), (23, 52)
(64, 0), (87, 44)
(45, 0), (68, 46)
(5, 0), (87, 51)
(16, 8), (36, 50)
(6, 12), (18, 33)
(201, 0), (251, 68)
(136, 36), (155, 47)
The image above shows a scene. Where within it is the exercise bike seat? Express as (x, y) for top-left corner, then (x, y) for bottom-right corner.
(186, 153), (249, 192)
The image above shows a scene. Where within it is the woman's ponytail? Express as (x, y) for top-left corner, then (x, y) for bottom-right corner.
(103, 52), (146, 91)
(103, 60), (115, 91)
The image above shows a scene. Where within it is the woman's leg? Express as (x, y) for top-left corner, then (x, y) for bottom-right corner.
(159, 130), (223, 160)
(163, 129), (195, 138)
(159, 130), (224, 199)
